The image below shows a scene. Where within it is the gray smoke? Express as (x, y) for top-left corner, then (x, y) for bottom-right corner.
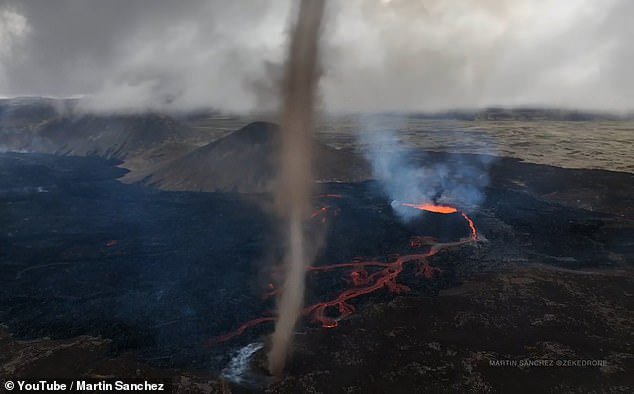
(358, 115), (494, 221)
(1, 0), (633, 112)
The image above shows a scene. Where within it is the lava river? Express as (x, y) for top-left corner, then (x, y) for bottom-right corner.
(205, 197), (479, 345)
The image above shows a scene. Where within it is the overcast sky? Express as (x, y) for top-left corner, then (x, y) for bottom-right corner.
(0, 0), (632, 113)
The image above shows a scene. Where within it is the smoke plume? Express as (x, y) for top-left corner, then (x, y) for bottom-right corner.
(358, 115), (494, 221)
(267, 0), (325, 376)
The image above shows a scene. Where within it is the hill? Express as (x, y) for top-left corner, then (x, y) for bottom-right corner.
(0, 97), (207, 160)
(141, 121), (370, 193)
(34, 113), (205, 159)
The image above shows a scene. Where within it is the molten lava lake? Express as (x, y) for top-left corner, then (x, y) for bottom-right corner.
(1, 152), (631, 377)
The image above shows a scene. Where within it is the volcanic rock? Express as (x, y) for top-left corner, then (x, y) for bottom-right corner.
(1, 151), (632, 391)
(141, 121), (371, 193)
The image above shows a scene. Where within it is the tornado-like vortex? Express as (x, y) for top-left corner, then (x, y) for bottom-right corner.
(268, 0), (326, 376)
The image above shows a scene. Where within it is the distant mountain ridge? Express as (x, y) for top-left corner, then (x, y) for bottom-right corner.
(0, 98), (371, 193)
(407, 107), (634, 121)
(0, 97), (208, 159)
(35, 113), (205, 159)
(2, 96), (631, 125)
(0, 97), (76, 126)
(1, 96), (631, 195)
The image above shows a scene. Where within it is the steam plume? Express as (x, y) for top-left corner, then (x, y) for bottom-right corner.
(359, 115), (494, 221)
(267, 0), (325, 376)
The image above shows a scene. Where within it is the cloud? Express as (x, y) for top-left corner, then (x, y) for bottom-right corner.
(0, 0), (632, 112)
(0, 6), (30, 91)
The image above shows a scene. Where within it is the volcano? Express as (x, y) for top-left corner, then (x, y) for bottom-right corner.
(141, 121), (370, 193)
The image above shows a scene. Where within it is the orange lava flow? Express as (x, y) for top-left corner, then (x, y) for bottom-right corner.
(303, 248), (446, 329)
(203, 317), (277, 347)
(461, 212), (478, 241)
(401, 203), (458, 214)
(204, 199), (479, 346)
(402, 202), (478, 241)
(310, 205), (340, 223)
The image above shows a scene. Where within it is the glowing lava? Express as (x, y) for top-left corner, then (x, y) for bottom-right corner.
(401, 203), (458, 214)
(402, 202), (478, 241)
(204, 317), (276, 346)
(310, 205), (340, 223)
(461, 212), (478, 241)
(205, 198), (479, 346)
